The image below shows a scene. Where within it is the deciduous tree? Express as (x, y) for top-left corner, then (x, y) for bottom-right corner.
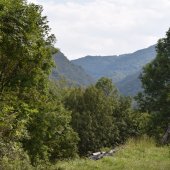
(136, 28), (170, 139)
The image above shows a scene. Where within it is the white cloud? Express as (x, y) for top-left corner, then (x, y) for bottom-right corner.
(28, 0), (170, 59)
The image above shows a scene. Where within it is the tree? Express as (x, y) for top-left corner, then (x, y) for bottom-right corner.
(0, 0), (78, 165)
(0, 0), (56, 93)
(22, 96), (78, 164)
(65, 85), (118, 155)
(136, 28), (170, 139)
(95, 77), (118, 97)
(64, 78), (145, 155)
(114, 96), (150, 143)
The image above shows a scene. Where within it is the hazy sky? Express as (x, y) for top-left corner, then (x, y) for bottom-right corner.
(28, 0), (170, 59)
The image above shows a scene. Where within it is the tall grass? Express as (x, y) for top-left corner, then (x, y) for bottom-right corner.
(1, 136), (169, 170)
(52, 136), (170, 170)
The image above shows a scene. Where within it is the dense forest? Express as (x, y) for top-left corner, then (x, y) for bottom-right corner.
(0, 0), (169, 169)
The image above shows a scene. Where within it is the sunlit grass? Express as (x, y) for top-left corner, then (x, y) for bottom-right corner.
(2, 136), (169, 170)
(50, 136), (170, 170)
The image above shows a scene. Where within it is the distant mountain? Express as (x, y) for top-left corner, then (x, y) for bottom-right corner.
(72, 45), (156, 83)
(51, 46), (156, 96)
(72, 45), (156, 95)
(51, 51), (94, 86)
(116, 71), (142, 96)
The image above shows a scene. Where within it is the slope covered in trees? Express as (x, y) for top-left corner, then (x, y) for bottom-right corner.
(64, 77), (148, 155)
(51, 51), (94, 86)
(72, 45), (156, 83)
(0, 0), (169, 169)
(116, 71), (142, 96)
(51, 46), (156, 96)
(72, 45), (156, 96)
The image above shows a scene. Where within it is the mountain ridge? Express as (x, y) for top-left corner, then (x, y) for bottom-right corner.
(71, 45), (156, 95)
(72, 45), (156, 83)
(51, 45), (156, 96)
(51, 51), (94, 86)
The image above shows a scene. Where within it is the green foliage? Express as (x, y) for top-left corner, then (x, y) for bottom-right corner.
(65, 78), (146, 155)
(113, 96), (150, 143)
(0, 144), (33, 170)
(0, 0), (56, 93)
(95, 77), (117, 96)
(0, 0), (157, 168)
(136, 28), (170, 140)
(65, 85), (117, 155)
(0, 93), (32, 142)
(0, 0), (78, 166)
(0, 92), (34, 169)
(0, 86), (78, 167)
(22, 93), (78, 164)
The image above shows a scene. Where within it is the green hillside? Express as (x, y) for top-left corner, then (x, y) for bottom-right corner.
(0, 0), (169, 169)
(51, 51), (94, 86)
(116, 71), (142, 96)
(72, 45), (156, 95)
(52, 46), (156, 96)
(72, 45), (156, 83)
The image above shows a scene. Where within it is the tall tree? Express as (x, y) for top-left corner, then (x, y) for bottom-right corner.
(95, 77), (118, 97)
(65, 85), (118, 155)
(0, 0), (56, 93)
(0, 0), (78, 165)
(65, 78), (144, 155)
(136, 28), (170, 139)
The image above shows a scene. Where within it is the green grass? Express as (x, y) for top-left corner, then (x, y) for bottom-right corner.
(49, 136), (170, 170)
(1, 137), (169, 170)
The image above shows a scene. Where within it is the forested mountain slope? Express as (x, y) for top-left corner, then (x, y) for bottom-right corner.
(116, 71), (142, 96)
(51, 51), (94, 85)
(72, 45), (156, 83)
(51, 46), (156, 95)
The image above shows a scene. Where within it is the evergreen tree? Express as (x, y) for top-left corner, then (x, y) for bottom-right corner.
(136, 28), (170, 139)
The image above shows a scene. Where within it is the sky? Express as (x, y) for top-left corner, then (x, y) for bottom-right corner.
(28, 0), (170, 59)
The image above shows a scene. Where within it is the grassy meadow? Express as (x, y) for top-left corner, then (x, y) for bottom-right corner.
(1, 137), (169, 170)
(48, 137), (170, 170)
